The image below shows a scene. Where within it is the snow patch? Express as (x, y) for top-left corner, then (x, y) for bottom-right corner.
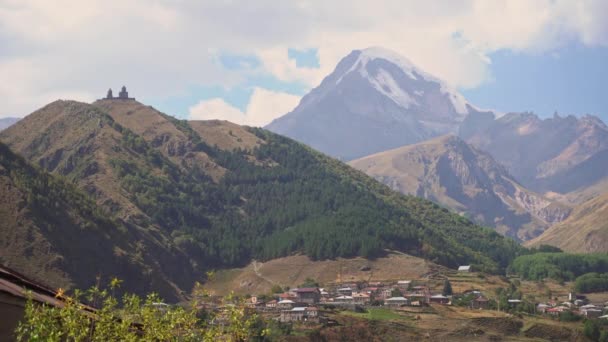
(336, 47), (471, 115)
(368, 68), (418, 109)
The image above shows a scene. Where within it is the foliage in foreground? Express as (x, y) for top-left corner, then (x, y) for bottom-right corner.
(16, 282), (266, 342)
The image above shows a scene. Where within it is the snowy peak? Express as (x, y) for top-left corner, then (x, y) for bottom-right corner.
(336, 47), (471, 115)
(266, 47), (486, 161)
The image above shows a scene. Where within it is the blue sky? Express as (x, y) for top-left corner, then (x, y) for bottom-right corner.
(463, 43), (608, 118)
(151, 50), (317, 119)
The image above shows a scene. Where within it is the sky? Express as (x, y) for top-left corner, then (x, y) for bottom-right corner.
(1, 0), (608, 124)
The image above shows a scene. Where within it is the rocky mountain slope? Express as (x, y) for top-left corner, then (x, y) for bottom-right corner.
(527, 192), (608, 253)
(461, 112), (608, 203)
(0, 98), (524, 299)
(350, 135), (570, 241)
(266, 47), (492, 161)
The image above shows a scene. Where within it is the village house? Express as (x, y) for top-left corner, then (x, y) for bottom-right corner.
(337, 287), (353, 296)
(546, 306), (569, 316)
(319, 288), (331, 302)
(396, 280), (411, 291)
(378, 288), (393, 300)
(458, 265), (472, 273)
(352, 292), (371, 305)
(384, 296), (409, 307)
(305, 307), (319, 320)
(294, 288), (320, 304)
(508, 299), (522, 307)
(430, 295), (450, 305)
(405, 293), (427, 305)
(470, 296), (490, 310)
(279, 292), (297, 301)
(265, 300), (278, 310)
(278, 299), (295, 310)
(360, 287), (380, 298)
(246, 296), (263, 309)
(334, 295), (354, 305)
(279, 307), (320, 323)
(537, 303), (550, 314)
(582, 308), (603, 318)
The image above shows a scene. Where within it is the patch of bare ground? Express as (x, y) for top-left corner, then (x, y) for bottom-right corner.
(188, 120), (263, 151)
(523, 322), (580, 341)
(203, 252), (441, 296)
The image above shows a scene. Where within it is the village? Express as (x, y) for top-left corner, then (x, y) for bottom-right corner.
(198, 264), (608, 327)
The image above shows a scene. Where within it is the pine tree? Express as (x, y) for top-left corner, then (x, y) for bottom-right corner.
(442, 279), (453, 296)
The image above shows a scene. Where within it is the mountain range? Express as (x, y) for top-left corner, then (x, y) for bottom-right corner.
(349, 135), (570, 241)
(0, 98), (522, 299)
(461, 111), (608, 204)
(268, 47), (608, 248)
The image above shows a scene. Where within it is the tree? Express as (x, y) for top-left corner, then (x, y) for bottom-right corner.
(391, 288), (403, 297)
(271, 284), (284, 294)
(584, 320), (601, 341)
(442, 279), (453, 296)
(300, 277), (319, 288)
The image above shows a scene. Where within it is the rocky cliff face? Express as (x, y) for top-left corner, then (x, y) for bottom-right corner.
(350, 135), (571, 241)
(267, 47), (491, 161)
(460, 112), (608, 203)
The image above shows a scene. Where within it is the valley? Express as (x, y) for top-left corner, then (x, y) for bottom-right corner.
(0, 47), (606, 342)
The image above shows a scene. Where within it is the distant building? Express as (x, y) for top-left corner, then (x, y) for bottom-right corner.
(537, 303), (550, 314)
(277, 299), (295, 310)
(430, 295), (450, 305)
(508, 299), (522, 306)
(384, 296), (408, 307)
(337, 287), (353, 296)
(265, 300), (278, 309)
(582, 308), (603, 318)
(294, 288), (320, 304)
(279, 307), (319, 323)
(103, 86), (135, 100)
(352, 292), (371, 305)
(458, 265), (472, 272)
(470, 296), (489, 310)
(334, 296), (354, 305)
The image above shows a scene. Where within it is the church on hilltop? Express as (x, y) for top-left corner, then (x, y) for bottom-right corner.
(105, 86), (135, 100)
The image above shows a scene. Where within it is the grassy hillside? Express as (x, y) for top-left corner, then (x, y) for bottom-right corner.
(527, 192), (608, 253)
(1, 99), (525, 299)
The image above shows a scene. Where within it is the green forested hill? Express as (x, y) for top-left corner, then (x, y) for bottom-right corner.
(0, 142), (199, 300)
(0, 99), (523, 299)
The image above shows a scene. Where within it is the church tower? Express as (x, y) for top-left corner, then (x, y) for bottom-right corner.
(118, 86), (129, 99)
(106, 88), (113, 99)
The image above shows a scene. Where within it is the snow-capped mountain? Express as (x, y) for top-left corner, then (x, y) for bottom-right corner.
(266, 47), (489, 160)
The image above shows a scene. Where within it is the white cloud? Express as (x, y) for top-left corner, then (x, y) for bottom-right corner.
(0, 0), (607, 117)
(189, 88), (300, 127)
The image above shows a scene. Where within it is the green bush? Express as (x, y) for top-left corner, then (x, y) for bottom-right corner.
(575, 273), (608, 293)
(16, 283), (265, 342)
(509, 253), (608, 281)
